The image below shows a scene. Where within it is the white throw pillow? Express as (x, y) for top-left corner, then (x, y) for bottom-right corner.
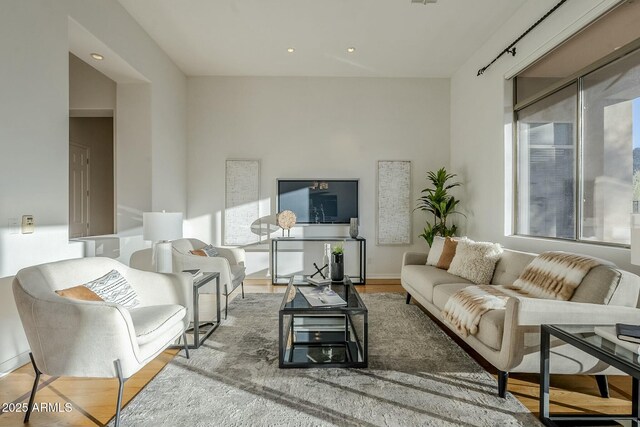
(447, 239), (503, 285)
(426, 236), (445, 266)
(82, 269), (140, 308)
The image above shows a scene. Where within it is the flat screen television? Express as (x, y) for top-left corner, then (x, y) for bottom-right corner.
(277, 179), (358, 224)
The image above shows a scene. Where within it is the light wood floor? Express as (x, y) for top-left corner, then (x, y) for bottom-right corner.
(0, 282), (632, 426)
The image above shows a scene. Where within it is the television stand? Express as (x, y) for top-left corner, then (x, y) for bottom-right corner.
(271, 237), (366, 285)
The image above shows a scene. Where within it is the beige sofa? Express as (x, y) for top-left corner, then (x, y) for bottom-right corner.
(401, 248), (640, 397)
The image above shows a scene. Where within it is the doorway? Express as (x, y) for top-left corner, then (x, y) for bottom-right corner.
(69, 117), (115, 237)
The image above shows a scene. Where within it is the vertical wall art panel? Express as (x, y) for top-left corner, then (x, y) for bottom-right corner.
(225, 159), (260, 245)
(377, 160), (411, 245)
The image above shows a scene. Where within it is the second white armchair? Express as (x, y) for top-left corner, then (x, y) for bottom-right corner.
(130, 238), (246, 319)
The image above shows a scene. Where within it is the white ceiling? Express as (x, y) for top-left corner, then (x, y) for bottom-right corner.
(117, 0), (526, 78)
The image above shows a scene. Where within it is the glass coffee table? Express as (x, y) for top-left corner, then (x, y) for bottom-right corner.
(540, 324), (640, 426)
(279, 275), (368, 368)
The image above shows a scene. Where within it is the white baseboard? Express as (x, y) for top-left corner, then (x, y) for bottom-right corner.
(0, 351), (30, 378)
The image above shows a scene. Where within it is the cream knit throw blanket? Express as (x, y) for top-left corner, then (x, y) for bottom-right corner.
(442, 252), (601, 337)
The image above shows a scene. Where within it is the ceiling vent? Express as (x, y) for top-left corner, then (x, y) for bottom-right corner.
(411, 0), (437, 4)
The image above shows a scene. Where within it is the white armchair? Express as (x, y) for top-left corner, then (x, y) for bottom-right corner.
(130, 238), (246, 319)
(12, 257), (191, 427)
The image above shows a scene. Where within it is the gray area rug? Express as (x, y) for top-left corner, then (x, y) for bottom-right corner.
(114, 293), (540, 426)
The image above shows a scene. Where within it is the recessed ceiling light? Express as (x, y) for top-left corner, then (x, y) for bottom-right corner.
(347, 47), (356, 53)
(287, 47), (295, 53)
(90, 53), (104, 61)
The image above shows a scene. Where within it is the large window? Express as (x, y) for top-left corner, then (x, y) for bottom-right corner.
(515, 48), (640, 245)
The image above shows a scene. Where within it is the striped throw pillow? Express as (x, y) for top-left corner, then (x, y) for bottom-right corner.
(83, 270), (140, 308)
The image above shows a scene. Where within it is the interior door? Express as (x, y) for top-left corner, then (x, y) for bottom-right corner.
(69, 143), (90, 238)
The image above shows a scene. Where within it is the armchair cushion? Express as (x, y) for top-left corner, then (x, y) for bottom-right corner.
(129, 304), (186, 346)
(55, 285), (103, 302)
(83, 269), (140, 308)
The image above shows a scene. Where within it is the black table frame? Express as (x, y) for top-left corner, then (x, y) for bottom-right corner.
(540, 324), (640, 426)
(278, 277), (368, 369)
(271, 236), (366, 285)
(187, 272), (221, 349)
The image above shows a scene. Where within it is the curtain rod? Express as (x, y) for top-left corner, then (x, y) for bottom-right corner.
(477, 0), (568, 76)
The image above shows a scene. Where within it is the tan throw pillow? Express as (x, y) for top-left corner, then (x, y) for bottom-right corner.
(436, 237), (458, 270)
(190, 249), (207, 256)
(56, 285), (104, 302)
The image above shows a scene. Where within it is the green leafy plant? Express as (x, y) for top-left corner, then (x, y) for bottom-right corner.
(416, 167), (464, 247)
(332, 243), (344, 255)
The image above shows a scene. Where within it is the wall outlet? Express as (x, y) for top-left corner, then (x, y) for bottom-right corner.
(8, 218), (19, 234)
(21, 215), (34, 234)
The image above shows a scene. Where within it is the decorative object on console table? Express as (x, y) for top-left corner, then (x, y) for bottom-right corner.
(142, 211), (183, 273)
(377, 160), (411, 245)
(349, 217), (359, 238)
(276, 210), (297, 237)
(323, 243), (332, 280)
(331, 243), (344, 282)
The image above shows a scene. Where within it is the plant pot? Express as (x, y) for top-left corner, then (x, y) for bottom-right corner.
(331, 253), (344, 282)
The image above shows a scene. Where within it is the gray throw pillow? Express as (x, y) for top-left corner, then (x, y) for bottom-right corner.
(202, 244), (219, 257)
(426, 236), (445, 266)
(83, 269), (140, 308)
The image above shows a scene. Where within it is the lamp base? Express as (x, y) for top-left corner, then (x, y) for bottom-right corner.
(153, 241), (173, 273)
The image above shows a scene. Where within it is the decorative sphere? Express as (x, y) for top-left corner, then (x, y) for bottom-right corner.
(277, 210), (297, 230)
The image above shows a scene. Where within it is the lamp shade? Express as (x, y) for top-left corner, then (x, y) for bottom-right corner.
(142, 212), (183, 242)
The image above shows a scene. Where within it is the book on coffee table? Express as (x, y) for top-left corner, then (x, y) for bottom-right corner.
(298, 286), (347, 307)
(616, 323), (640, 344)
(307, 277), (331, 286)
(594, 326), (640, 354)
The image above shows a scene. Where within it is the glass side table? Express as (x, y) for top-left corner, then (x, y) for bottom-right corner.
(186, 272), (221, 349)
(540, 324), (640, 426)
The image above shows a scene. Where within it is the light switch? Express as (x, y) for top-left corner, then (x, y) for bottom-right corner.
(22, 215), (34, 234)
(8, 218), (19, 234)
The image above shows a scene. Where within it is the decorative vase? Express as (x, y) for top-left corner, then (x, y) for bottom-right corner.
(323, 243), (332, 279)
(331, 252), (344, 282)
(349, 218), (358, 238)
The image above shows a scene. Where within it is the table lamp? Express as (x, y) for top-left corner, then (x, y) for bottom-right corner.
(143, 211), (183, 272)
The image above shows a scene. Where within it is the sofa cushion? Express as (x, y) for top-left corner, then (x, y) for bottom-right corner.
(433, 283), (505, 350)
(571, 265), (622, 305)
(491, 249), (536, 287)
(129, 304), (186, 346)
(436, 237), (458, 270)
(402, 265), (472, 302)
(426, 236), (445, 266)
(448, 240), (503, 284)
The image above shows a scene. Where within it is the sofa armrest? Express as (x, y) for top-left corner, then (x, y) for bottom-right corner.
(403, 252), (428, 266)
(510, 297), (640, 326)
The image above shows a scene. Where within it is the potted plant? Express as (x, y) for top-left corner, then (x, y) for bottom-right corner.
(331, 243), (344, 282)
(416, 167), (464, 247)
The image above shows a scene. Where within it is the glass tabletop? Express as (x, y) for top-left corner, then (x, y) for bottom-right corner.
(280, 275), (367, 312)
(547, 324), (640, 373)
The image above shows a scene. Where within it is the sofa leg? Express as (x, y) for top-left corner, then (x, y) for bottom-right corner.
(225, 294), (229, 320)
(114, 359), (127, 427)
(24, 352), (41, 423)
(498, 371), (509, 398)
(241, 281), (245, 299)
(406, 293), (411, 304)
(595, 375), (609, 398)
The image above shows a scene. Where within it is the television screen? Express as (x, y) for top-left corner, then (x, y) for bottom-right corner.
(277, 180), (358, 224)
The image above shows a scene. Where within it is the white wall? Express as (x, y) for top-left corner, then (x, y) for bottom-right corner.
(0, 0), (187, 375)
(448, 0), (640, 273)
(187, 76), (450, 278)
(69, 52), (116, 113)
